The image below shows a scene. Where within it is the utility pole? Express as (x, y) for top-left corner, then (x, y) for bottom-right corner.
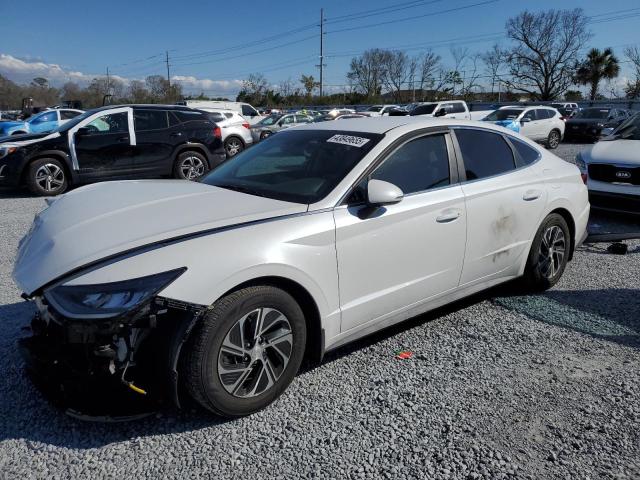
(106, 67), (110, 93)
(318, 8), (325, 98)
(166, 51), (171, 88)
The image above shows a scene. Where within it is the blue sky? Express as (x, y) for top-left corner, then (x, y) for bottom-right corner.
(1, 0), (639, 97)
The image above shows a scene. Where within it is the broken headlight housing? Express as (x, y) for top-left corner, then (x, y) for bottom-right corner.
(44, 268), (186, 319)
(575, 152), (586, 171)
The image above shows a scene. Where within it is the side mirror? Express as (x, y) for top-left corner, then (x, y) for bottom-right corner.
(434, 108), (447, 117)
(367, 179), (404, 206)
(520, 117), (531, 124)
(76, 127), (91, 136)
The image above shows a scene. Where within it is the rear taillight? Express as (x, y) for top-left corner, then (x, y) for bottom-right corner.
(242, 122), (250, 129)
(213, 126), (222, 138)
(560, 116), (567, 121)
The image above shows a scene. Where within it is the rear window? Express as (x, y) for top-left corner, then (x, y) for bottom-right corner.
(455, 129), (516, 180)
(134, 110), (169, 131)
(510, 137), (540, 167)
(201, 129), (383, 204)
(206, 112), (226, 123)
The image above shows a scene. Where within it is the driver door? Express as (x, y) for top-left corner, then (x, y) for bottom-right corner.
(73, 110), (135, 178)
(334, 131), (466, 333)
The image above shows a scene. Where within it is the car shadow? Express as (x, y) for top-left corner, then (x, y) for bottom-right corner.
(0, 282), (638, 448)
(0, 187), (34, 199)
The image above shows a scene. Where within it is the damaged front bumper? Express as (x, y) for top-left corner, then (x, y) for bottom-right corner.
(19, 295), (206, 419)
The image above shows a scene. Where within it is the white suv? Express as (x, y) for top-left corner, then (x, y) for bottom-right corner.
(483, 106), (565, 149)
(200, 109), (254, 157)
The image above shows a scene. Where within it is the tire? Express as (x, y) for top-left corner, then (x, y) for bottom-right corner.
(173, 151), (209, 181)
(183, 286), (307, 417)
(26, 157), (68, 196)
(224, 136), (244, 157)
(546, 129), (561, 149)
(522, 213), (571, 291)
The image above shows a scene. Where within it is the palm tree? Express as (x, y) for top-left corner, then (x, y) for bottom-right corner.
(575, 48), (620, 100)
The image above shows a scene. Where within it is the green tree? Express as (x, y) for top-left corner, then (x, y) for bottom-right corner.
(300, 74), (319, 97)
(575, 48), (620, 100)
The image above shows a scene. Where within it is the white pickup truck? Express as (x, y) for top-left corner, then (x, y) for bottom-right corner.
(391, 100), (494, 120)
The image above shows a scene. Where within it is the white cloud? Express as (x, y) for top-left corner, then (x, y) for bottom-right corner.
(0, 54), (243, 96)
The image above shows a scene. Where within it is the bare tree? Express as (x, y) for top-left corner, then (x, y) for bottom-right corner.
(278, 77), (295, 98)
(128, 80), (150, 103)
(240, 73), (269, 104)
(416, 50), (441, 100)
(346, 49), (390, 100)
(624, 46), (640, 99)
(382, 50), (412, 102)
(482, 43), (504, 97)
(503, 8), (591, 100)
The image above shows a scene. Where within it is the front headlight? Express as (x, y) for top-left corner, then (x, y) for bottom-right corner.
(0, 146), (18, 159)
(575, 152), (586, 171)
(44, 268), (186, 319)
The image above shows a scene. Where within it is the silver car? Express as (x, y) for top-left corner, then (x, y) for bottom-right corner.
(250, 113), (313, 142)
(201, 109), (254, 157)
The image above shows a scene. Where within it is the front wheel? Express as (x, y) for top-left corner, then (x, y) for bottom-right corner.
(546, 129), (561, 149)
(224, 136), (244, 157)
(173, 151), (209, 180)
(522, 213), (571, 291)
(26, 158), (68, 196)
(183, 286), (306, 417)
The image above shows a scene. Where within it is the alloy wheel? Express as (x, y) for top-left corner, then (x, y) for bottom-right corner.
(538, 225), (566, 279)
(548, 131), (560, 148)
(218, 307), (293, 398)
(180, 156), (205, 180)
(226, 138), (242, 156)
(35, 163), (65, 193)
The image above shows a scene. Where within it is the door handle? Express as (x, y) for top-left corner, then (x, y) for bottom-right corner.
(436, 209), (462, 223)
(117, 136), (129, 143)
(170, 132), (183, 137)
(523, 190), (542, 201)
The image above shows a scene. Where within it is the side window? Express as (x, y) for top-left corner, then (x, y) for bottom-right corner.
(168, 111), (181, 126)
(537, 109), (552, 120)
(282, 116), (295, 125)
(241, 104), (257, 117)
(61, 110), (81, 120)
(510, 137), (540, 167)
(224, 112), (234, 119)
(206, 112), (226, 123)
(134, 110), (168, 131)
(451, 102), (466, 113)
(523, 110), (537, 121)
(32, 111), (57, 124)
(173, 110), (204, 123)
(371, 134), (450, 195)
(85, 112), (129, 134)
(455, 129), (516, 180)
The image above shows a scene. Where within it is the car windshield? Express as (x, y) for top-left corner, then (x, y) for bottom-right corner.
(256, 115), (281, 126)
(610, 113), (640, 140)
(366, 106), (382, 112)
(484, 109), (523, 121)
(201, 129), (383, 204)
(575, 108), (610, 119)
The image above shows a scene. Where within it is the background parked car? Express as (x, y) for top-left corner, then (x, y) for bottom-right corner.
(482, 106), (565, 149)
(575, 112), (640, 214)
(250, 113), (313, 142)
(177, 100), (264, 124)
(550, 102), (579, 118)
(361, 105), (399, 117)
(390, 101), (472, 120)
(0, 108), (83, 136)
(0, 104), (225, 196)
(199, 109), (253, 157)
(564, 107), (629, 142)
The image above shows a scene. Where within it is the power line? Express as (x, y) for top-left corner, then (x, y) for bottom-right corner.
(325, 0), (446, 25)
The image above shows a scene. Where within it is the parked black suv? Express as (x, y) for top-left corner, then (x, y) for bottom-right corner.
(564, 107), (629, 142)
(0, 104), (225, 196)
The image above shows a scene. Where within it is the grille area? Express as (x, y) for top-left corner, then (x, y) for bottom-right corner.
(588, 163), (640, 185)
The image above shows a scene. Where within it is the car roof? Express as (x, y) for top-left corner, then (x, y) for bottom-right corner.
(89, 104), (196, 113)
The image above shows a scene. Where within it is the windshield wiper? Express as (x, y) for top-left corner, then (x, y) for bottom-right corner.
(214, 183), (267, 198)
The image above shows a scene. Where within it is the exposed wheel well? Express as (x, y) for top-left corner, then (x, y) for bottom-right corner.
(224, 135), (245, 146)
(20, 154), (72, 187)
(11, 131), (26, 136)
(549, 207), (576, 260)
(222, 276), (324, 365)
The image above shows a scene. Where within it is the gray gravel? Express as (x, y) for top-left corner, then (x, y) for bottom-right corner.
(0, 144), (639, 479)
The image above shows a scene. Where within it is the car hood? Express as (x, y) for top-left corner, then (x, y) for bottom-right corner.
(13, 180), (308, 294)
(0, 131), (57, 145)
(0, 120), (23, 129)
(582, 139), (640, 166)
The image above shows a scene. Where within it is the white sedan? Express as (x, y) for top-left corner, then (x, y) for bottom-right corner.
(14, 117), (589, 417)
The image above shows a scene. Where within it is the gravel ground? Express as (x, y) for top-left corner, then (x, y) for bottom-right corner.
(0, 144), (639, 479)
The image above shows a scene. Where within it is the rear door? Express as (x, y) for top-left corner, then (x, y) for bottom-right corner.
(334, 130), (467, 332)
(131, 109), (174, 175)
(29, 110), (59, 133)
(452, 128), (547, 286)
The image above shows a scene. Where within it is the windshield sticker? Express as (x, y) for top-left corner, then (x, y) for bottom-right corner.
(327, 134), (370, 147)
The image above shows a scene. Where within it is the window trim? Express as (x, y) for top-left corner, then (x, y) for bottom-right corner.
(339, 127), (459, 206)
(449, 126), (540, 184)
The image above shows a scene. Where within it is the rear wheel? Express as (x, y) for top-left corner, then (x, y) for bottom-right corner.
(173, 151), (208, 180)
(522, 213), (570, 291)
(546, 129), (561, 149)
(26, 158), (68, 196)
(183, 286), (306, 417)
(224, 136), (244, 157)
